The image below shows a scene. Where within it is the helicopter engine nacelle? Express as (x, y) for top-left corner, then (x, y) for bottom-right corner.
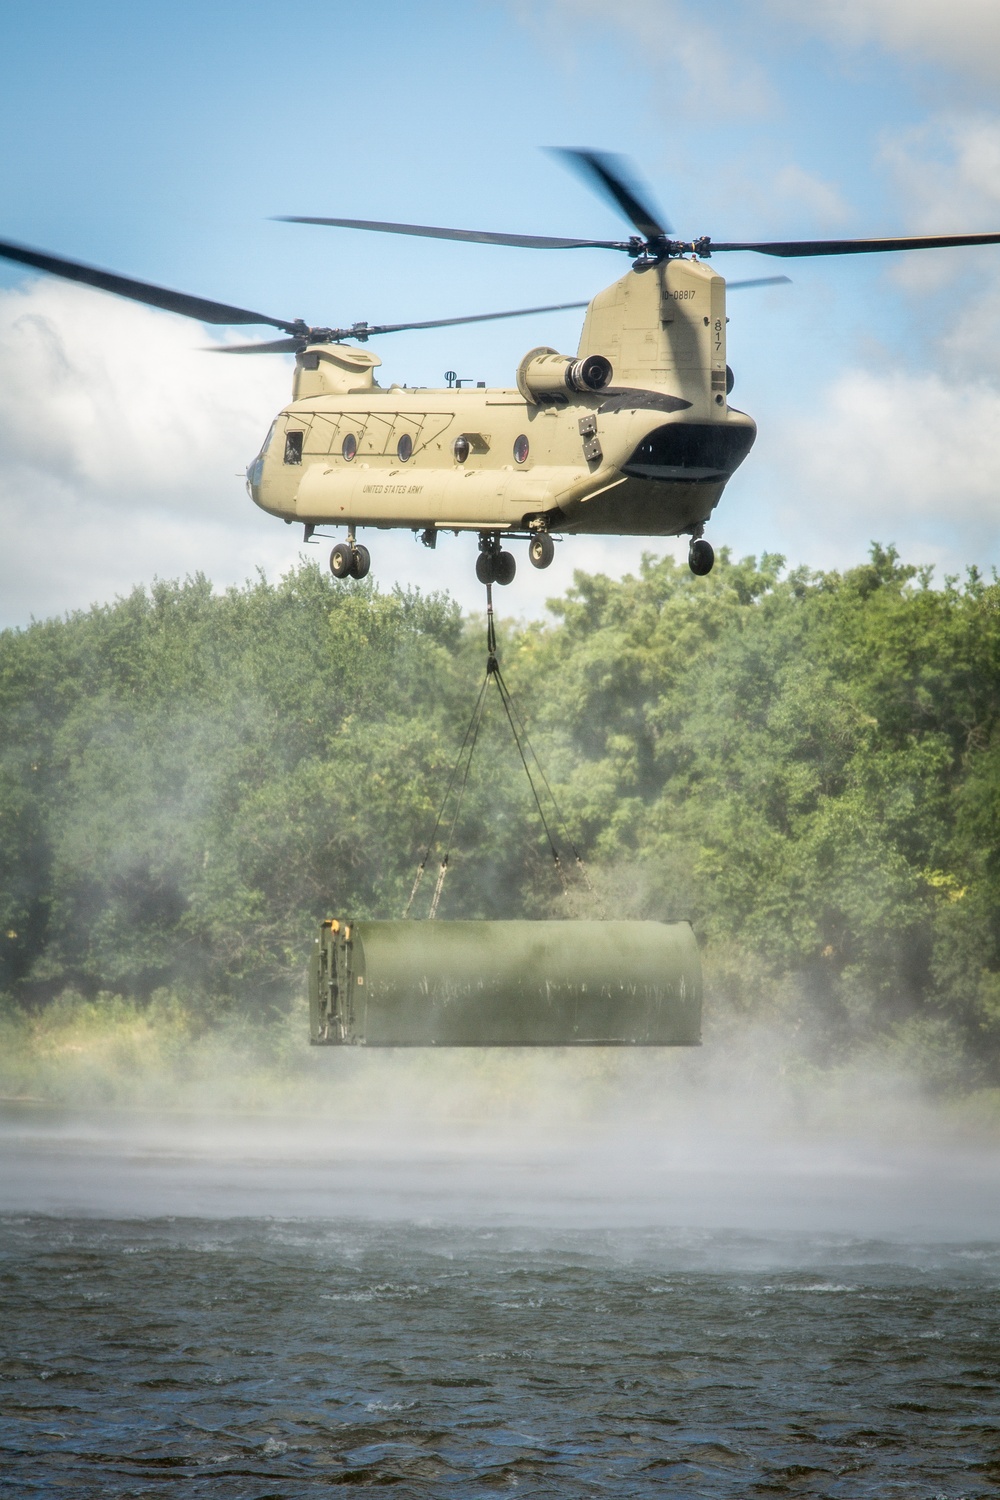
(516, 346), (613, 404)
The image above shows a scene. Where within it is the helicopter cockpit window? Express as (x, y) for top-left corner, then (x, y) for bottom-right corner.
(284, 430), (303, 465)
(342, 433), (357, 461)
(453, 436), (470, 464)
(513, 434), (529, 464)
(396, 433), (413, 463)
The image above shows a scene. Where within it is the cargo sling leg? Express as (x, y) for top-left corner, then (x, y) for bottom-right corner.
(404, 580), (598, 919)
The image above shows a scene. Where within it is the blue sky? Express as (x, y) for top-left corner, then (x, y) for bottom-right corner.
(2, 0), (1000, 623)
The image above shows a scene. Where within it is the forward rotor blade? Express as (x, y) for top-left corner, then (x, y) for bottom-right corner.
(709, 233), (1000, 258)
(212, 337), (303, 354)
(276, 216), (627, 251)
(726, 275), (792, 289)
(0, 238), (297, 330)
(367, 300), (590, 335)
(552, 149), (671, 241)
(211, 302), (592, 351)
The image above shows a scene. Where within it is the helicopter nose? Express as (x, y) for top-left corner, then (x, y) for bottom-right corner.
(622, 420), (756, 482)
(246, 454), (264, 501)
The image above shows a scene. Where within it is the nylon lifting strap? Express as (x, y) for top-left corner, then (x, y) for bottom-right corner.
(404, 581), (596, 919)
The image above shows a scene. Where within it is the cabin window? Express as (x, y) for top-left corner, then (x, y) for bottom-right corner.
(513, 434), (529, 464)
(453, 436), (470, 464)
(397, 432), (413, 463)
(342, 432), (357, 461)
(284, 430), (303, 465)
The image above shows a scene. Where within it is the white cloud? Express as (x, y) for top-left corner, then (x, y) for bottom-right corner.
(882, 115), (1000, 233)
(722, 162), (852, 238)
(518, 0), (774, 119)
(771, 165), (851, 229)
(753, 367), (1000, 574)
(0, 278), (670, 627)
(867, 115), (1000, 366)
(15, 267), (998, 629)
(768, 0), (1000, 84)
(0, 279), (299, 626)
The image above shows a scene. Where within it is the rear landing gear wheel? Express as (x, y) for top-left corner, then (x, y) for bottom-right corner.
(528, 533), (555, 570)
(494, 550), (516, 586)
(688, 538), (715, 576)
(330, 542), (354, 579)
(350, 543), (371, 579)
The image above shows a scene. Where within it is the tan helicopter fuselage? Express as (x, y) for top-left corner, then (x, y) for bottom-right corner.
(247, 257), (756, 542)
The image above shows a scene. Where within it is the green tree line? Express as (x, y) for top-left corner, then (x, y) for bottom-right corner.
(2, 547), (999, 1085)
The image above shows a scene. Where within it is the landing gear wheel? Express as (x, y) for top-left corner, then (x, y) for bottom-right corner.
(688, 538), (715, 576)
(528, 533), (555, 570)
(330, 542), (354, 579)
(494, 550), (516, 586)
(349, 543), (371, 579)
(476, 550), (497, 585)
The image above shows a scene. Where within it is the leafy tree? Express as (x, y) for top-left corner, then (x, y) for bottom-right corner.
(4, 548), (1000, 1085)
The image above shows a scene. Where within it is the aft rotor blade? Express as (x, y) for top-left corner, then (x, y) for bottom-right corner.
(0, 238), (298, 330)
(709, 233), (1000, 258)
(276, 215), (628, 251)
(368, 300), (590, 335)
(552, 149), (671, 241)
(726, 275), (792, 289)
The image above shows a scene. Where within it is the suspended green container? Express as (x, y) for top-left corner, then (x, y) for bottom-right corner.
(309, 918), (701, 1047)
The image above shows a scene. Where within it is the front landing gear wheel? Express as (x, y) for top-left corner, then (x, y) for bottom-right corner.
(688, 538), (715, 576)
(330, 542), (354, 579)
(476, 550), (497, 586)
(494, 550), (516, 586)
(528, 534), (555, 570)
(350, 543), (371, 580)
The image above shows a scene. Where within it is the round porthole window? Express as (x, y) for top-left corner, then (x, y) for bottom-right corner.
(453, 435), (470, 464)
(397, 432), (413, 462)
(513, 434), (529, 464)
(341, 432), (357, 461)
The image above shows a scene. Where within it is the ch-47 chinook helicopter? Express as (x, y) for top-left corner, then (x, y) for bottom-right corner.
(4, 149), (1000, 586)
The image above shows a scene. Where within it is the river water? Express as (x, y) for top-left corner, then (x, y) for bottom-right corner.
(1, 1101), (999, 1496)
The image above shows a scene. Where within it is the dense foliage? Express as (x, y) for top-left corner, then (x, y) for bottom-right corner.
(3, 548), (1000, 1084)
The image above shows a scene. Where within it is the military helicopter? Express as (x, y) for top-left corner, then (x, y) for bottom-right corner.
(3, 149), (1000, 586)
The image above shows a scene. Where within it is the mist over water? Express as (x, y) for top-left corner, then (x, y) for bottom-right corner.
(4, 1031), (1000, 1496)
(4, 1026), (1000, 1239)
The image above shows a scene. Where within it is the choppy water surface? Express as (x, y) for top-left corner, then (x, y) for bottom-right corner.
(2, 1212), (998, 1498)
